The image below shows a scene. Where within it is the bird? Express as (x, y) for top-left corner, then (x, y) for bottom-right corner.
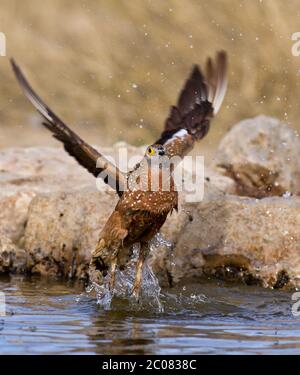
(10, 51), (227, 300)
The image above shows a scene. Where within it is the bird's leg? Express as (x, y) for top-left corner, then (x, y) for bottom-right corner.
(109, 256), (117, 293)
(90, 238), (118, 295)
(132, 243), (149, 302)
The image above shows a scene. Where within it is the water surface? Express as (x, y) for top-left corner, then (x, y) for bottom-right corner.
(0, 275), (299, 354)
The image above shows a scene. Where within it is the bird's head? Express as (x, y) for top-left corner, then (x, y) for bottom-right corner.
(144, 144), (166, 165)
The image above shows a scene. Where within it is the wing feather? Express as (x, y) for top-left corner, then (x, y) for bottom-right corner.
(10, 59), (126, 196)
(156, 51), (227, 157)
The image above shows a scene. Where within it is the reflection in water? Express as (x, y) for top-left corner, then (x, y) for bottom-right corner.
(0, 275), (300, 354)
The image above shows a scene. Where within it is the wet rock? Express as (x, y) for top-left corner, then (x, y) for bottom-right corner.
(22, 173), (233, 281)
(213, 115), (300, 198)
(158, 195), (300, 289)
(24, 189), (117, 279)
(1, 144), (300, 290)
(0, 235), (27, 273)
(0, 145), (151, 277)
(21, 189), (300, 290)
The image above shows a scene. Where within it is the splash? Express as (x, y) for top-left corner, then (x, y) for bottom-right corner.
(150, 232), (173, 250)
(87, 233), (171, 311)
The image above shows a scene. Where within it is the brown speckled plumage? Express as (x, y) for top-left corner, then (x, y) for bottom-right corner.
(11, 51), (227, 300)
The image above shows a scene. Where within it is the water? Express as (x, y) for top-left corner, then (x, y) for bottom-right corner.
(89, 236), (168, 311)
(0, 275), (300, 355)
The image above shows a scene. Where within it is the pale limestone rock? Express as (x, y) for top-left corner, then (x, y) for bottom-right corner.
(0, 145), (144, 242)
(0, 235), (27, 273)
(1, 144), (300, 290)
(160, 195), (300, 289)
(24, 189), (117, 279)
(213, 116), (300, 198)
(21, 190), (300, 289)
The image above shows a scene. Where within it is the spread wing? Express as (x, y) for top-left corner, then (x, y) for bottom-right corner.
(11, 59), (126, 196)
(156, 51), (227, 157)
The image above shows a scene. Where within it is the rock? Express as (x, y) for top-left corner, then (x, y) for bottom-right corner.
(203, 168), (236, 196)
(0, 191), (35, 242)
(0, 145), (144, 243)
(0, 145), (153, 277)
(213, 115), (300, 198)
(0, 147), (94, 243)
(22, 170), (233, 281)
(0, 145), (233, 248)
(0, 235), (27, 273)
(21, 189), (300, 290)
(158, 194), (300, 289)
(24, 189), (117, 279)
(1, 144), (300, 290)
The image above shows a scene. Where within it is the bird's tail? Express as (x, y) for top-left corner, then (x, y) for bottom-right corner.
(206, 51), (228, 116)
(157, 51), (227, 145)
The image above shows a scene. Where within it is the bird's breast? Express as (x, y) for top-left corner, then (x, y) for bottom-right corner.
(118, 189), (178, 214)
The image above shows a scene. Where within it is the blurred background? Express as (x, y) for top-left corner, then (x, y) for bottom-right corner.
(0, 0), (300, 160)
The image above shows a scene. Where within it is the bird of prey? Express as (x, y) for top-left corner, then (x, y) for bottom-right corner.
(11, 51), (227, 300)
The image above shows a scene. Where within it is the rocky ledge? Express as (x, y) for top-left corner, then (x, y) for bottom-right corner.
(1, 115), (300, 289)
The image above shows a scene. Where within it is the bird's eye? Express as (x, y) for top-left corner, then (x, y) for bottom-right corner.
(147, 147), (155, 156)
